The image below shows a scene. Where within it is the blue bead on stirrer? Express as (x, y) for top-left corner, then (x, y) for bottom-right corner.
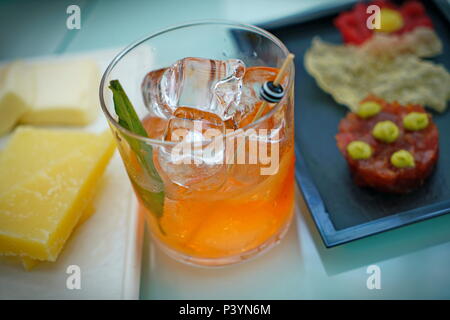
(253, 53), (295, 121)
(229, 53), (295, 173)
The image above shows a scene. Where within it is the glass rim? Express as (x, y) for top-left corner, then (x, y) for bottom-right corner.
(99, 19), (294, 146)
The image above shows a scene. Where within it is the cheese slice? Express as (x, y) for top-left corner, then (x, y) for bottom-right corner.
(0, 201), (96, 271)
(19, 59), (100, 126)
(0, 127), (115, 261)
(0, 126), (105, 195)
(0, 62), (35, 135)
(20, 201), (96, 271)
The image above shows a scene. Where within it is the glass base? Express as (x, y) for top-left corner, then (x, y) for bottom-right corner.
(150, 212), (294, 268)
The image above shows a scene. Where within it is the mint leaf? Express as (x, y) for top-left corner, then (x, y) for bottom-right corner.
(109, 80), (165, 221)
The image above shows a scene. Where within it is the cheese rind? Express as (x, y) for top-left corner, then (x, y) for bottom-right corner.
(0, 128), (115, 261)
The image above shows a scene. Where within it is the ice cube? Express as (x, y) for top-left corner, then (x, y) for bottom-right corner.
(141, 67), (175, 119)
(156, 107), (227, 192)
(165, 106), (225, 142)
(212, 60), (245, 120)
(142, 116), (168, 140)
(142, 57), (245, 120)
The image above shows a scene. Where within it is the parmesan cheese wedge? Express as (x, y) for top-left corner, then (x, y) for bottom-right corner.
(20, 201), (96, 271)
(0, 62), (35, 135)
(20, 59), (100, 126)
(0, 127), (115, 262)
(0, 58), (100, 136)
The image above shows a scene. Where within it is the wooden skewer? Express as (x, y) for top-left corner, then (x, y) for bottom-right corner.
(273, 53), (295, 87)
(227, 53), (295, 173)
(252, 53), (295, 122)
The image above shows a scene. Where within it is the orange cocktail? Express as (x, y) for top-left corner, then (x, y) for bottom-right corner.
(137, 64), (294, 265)
(100, 22), (295, 266)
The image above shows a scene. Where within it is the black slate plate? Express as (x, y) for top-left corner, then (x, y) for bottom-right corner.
(264, 0), (450, 247)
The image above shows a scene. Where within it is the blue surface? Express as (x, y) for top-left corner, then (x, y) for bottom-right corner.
(1, 0), (449, 299)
